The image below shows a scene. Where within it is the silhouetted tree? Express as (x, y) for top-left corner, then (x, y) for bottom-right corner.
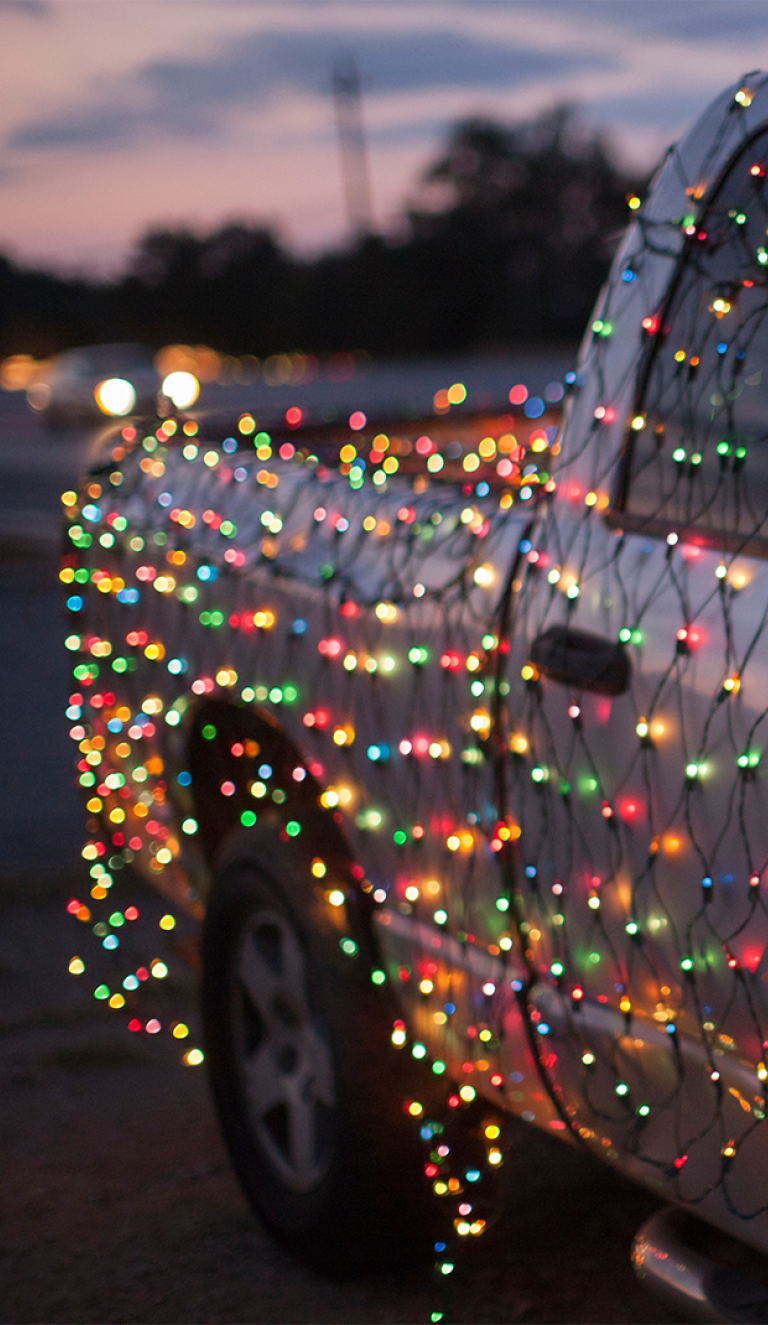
(0, 104), (646, 360)
(405, 104), (640, 348)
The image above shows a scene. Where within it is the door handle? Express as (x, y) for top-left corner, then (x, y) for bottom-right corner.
(529, 625), (631, 696)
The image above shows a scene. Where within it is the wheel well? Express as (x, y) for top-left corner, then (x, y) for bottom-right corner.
(186, 698), (356, 879)
(187, 697), (382, 977)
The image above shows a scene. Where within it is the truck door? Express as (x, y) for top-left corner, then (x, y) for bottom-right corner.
(501, 92), (768, 1248)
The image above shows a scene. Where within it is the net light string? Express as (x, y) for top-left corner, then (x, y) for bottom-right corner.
(61, 71), (768, 1301)
(62, 381), (565, 1306)
(503, 71), (768, 1236)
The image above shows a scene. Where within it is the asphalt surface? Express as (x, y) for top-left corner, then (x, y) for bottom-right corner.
(0, 389), (100, 877)
(1, 889), (672, 1325)
(0, 371), (681, 1323)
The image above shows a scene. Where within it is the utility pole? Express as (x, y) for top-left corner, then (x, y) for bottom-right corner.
(332, 56), (373, 240)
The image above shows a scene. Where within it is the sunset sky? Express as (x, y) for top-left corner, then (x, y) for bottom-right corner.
(3, 0), (768, 276)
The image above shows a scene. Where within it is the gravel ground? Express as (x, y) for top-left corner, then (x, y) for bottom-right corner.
(0, 877), (679, 1325)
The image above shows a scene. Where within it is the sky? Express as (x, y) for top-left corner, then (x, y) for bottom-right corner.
(3, 0), (768, 276)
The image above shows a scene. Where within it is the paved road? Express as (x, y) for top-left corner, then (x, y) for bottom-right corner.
(0, 890), (670, 1324)
(0, 391), (96, 876)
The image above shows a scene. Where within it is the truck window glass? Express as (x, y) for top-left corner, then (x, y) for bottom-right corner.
(617, 125), (768, 554)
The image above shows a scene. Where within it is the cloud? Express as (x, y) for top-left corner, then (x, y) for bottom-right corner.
(0, 1), (50, 15)
(215, 0), (768, 39)
(588, 88), (713, 130)
(6, 24), (617, 151)
(557, 0), (768, 42)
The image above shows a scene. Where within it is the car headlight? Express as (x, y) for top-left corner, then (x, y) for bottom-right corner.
(95, 378), (136, 416)
(162, 371), (199, 409)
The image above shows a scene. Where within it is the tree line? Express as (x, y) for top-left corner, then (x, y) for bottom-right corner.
(0, 105), (646, 360)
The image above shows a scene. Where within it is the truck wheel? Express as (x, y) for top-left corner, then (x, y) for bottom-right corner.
(201, 827), (434, 1274)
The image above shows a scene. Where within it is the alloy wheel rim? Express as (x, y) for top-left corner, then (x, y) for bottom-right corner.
(233, 907), (336, 1192)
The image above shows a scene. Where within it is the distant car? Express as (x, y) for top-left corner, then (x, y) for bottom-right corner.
(65, 73), (768, 1321)
(28, 343), (160, 425)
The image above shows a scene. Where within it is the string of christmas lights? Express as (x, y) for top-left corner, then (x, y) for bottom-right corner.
(503, 71), (768, 1246)
(64, 70), (768, 1309)
(63, 381), (564, 1307)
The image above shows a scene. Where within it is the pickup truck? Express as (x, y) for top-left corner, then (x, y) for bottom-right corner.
(64, 73), (768, 1320)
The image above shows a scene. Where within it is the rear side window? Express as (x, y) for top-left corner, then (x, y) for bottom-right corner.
(614, 126), (768, 554)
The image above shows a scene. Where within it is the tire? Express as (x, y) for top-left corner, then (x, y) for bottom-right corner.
(201, 821), (436, 1274)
